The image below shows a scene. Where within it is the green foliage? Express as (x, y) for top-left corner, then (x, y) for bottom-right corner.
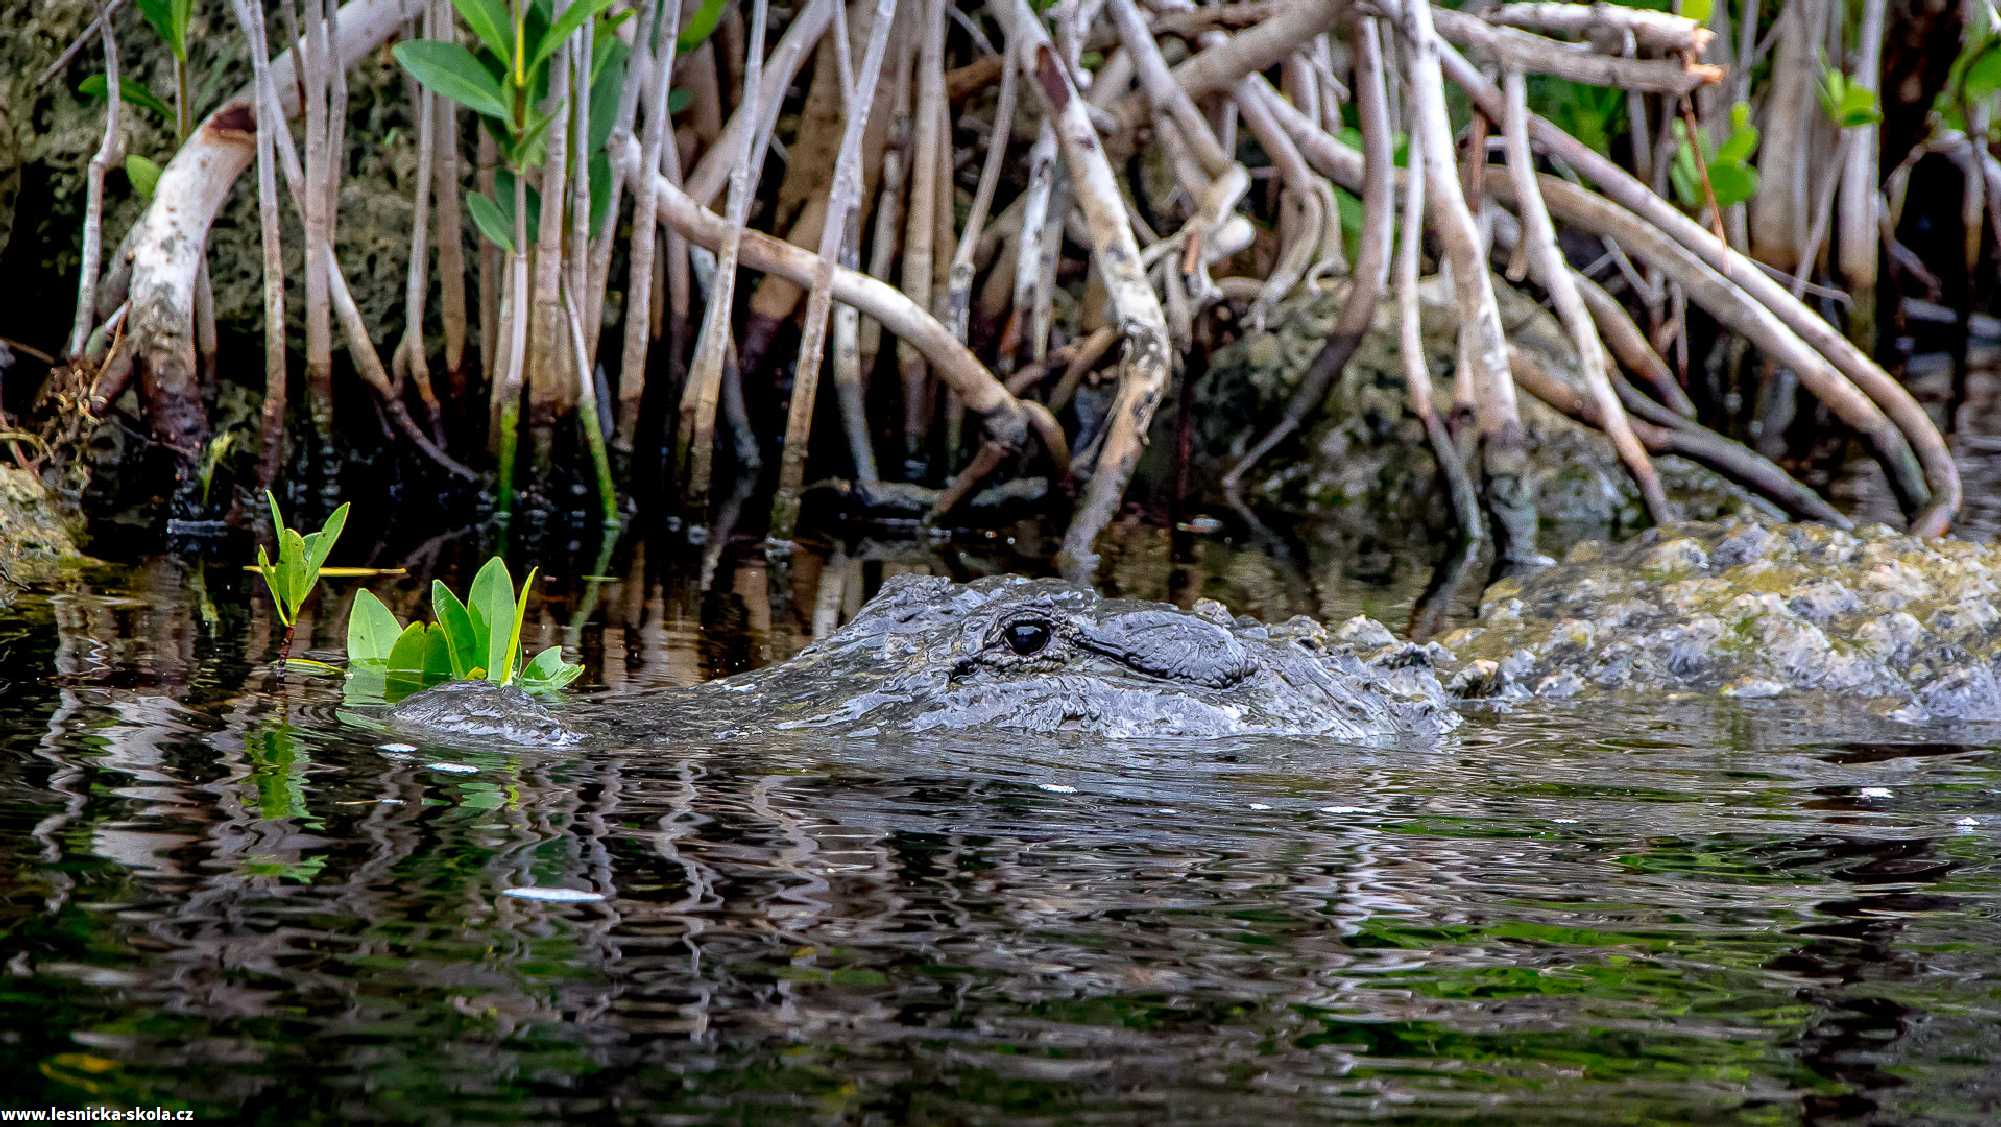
(1816, 67), (1882, 128)
(679, 0), (731, 54)
(1670, 103), (1760, 211)
(135, 0), (194, 61)
(255, 492), (350, 629)
(1968, 42), (2001, 104)
(78, 74), (173, 122)
(124, 154), (163, 201)
(1680, 0), (1714, 22)
(1536, 79), (1625, 157)
(465, 191), (516, 253)
(530, 0), (613, 71)
(587, 43), (627, 152)
(392, 40), (515, 121)
(345, 559), (583, 694)
(1940, 13), (2001, 135)
(401, 0), (649, 252)
(450, 0), (515, 68)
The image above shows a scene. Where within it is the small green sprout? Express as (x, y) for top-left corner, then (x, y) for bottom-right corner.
(255, 491), (349, 629)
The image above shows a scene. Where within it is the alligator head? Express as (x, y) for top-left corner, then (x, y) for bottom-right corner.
(711, 575), (1461, 740)
(385, 574), (1460, 745)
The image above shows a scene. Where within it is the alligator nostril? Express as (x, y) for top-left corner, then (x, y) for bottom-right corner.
(1002, 619), (1052, 656)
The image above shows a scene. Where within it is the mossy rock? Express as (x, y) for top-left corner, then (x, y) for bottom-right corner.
(1193, 274), (1770, 536)
(0, 465), (81, 602)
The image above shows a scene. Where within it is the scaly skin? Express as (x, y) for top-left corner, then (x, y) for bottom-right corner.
(1442, 516), (2001, 722)
(385, 574), (1462, 746)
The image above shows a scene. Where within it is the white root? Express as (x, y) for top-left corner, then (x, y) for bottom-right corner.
(1501, 68), (1673, 523)
(992, 0), (1172, 572)
(772, 0), (900, 536)
(678, 0), (769, 504)
(67, 3), (123, 362)
(1398, 0), (1541, 560)
(615, 0), (680, 454)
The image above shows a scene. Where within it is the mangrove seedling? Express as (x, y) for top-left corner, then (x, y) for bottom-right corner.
(346, 557), (582, 695)
(392, 0), (627, 520)
(1671, 103), (1760, 214)
(255, 491), (350, 664)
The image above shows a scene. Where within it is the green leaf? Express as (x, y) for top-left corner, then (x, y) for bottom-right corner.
(530, 0), (613, 72)
(346, 590), (403, 664)
(422, 623), (456, 681)
(1838, 86), (1882, 127)
(588, 46), (627, 152)
(494, 171), (543, 245)
(590, 29), (628, 89)
(278, 529), (309, 612)
(79, 74), (174, 121)
(510, 104), (559, 167)
(452, 0), (516, 67)
(668, 86), (692, 115)
(170, 0), (193, 57)
(468, 558), (516, 684)
(1715, 104), (1760, 164)
(302, 502), (350, 581)
(135, 0), (175, 51)
(679, 0), (729, 55)
(1817, 67), (1880, 128)
(1968, 43), (2001, 103)
(431, 580), (480, 678)
(124, 154), (163, 201)
(588, 149), (613, 236)
(1681, 0), (1714, 22)
(256, 544), (291, 627)
(521, 645), (568, 683)
(521, 646), (584, 692)
(1709, 161), (1760, 206)
(387, 622), (430, 674)
(394, 40), (515, 121)
(501, 566), (538, 686)
(466, 191), (516, 253)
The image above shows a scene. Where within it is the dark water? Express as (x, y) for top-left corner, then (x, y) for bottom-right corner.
(1, 516), (1998, 1125)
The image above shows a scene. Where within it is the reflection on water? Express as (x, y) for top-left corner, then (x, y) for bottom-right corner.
(0, 517), (1997, 1123)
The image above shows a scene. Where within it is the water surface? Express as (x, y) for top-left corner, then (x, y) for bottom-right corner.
(0, 519), (1996, 1123)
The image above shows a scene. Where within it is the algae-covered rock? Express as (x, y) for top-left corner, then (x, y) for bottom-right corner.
(1195, 275), (1768, 533)
(0, 466), (81, 601)
(1440, 516), (2001, 722)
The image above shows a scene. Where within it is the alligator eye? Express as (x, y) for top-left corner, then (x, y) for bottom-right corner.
(1001, 618), (1053, 657)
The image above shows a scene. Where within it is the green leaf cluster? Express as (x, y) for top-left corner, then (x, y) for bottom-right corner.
(393, 0), (635, 253)
(1535, 79), (1625, 158)
(679, 0), (730, 54)
(1817, 67), (1882, 128)
(345, 558), (582, 695)
(1670, 103), (1760, 211)
(78, 74), (174, 121)
(255, 492), (350, 628)
(135, 0), (194, 60)
(1941, 17), (2001, 135)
